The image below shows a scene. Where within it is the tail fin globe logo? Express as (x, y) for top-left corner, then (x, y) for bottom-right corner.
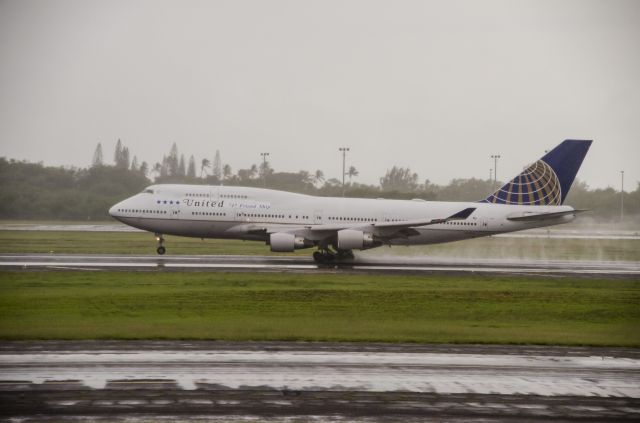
(485, 160), (562, 205)
(481, 139), (592, 206)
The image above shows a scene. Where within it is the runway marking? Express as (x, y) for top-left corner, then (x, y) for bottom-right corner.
(2, 254), (639, 276)
(45, 265), (101, 271)
(1, 261), (639, 275)
(1, 261), (158, 268)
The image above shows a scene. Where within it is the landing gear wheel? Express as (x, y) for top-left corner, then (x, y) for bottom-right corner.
(313, 251), (324, 263)
(155, 233), (166, 255)
(337, 249), (355, 260)
(313, 250), (336, 264)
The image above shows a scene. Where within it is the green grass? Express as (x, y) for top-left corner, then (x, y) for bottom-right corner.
(1, 229), (638, 261)
(0, 230), (306, 256)
(1, 271), (638, 346)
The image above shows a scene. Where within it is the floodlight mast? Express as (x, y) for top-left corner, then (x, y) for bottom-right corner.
(260, 152), (270, 187)
(491, 154), (501, 188)
(339, 147), (350, 197)
(621, 170), (625, 222)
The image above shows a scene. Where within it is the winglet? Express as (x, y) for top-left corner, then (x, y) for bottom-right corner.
(447, 207), (476, 220)
(428, 207), (476, 224)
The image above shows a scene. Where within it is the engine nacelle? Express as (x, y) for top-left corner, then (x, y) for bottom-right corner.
(336, 229), (375, 250)
(269, 232), (312, 252)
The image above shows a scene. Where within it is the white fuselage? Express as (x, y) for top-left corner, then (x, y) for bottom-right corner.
(109, 184), (576, 249)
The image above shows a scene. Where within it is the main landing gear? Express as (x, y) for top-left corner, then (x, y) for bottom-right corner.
(312, 250), (331, 263)
(155, 233), (166, 255)
(312, 249), (354, 264)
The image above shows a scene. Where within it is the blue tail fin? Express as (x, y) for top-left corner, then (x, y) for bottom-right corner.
(481, 139), (592, 205)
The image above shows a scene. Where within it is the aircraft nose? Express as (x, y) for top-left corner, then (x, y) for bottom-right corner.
(109, 200), (126, 219)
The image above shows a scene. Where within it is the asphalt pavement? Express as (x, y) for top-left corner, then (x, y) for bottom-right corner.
(1, 341), (639, 421)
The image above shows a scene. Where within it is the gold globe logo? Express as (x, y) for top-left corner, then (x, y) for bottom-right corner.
(489, 160), (561, 205)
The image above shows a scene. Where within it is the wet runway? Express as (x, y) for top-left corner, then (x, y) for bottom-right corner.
(1, 341), (639, 421)
(1, 253), (639, 277)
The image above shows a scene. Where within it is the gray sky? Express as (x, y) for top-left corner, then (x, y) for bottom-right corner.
(1, 0), (638, 190)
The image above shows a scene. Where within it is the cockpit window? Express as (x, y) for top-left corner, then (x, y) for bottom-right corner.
(142, 189), (154, 194)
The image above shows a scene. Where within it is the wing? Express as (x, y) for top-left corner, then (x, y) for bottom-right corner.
(309, 207), (477, 240)
(371, 207), (476, 229)
(232, 207), (476, 244)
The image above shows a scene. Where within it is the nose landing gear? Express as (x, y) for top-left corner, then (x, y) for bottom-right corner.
(155, 234), (166, 255)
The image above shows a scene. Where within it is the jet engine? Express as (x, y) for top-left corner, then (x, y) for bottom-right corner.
(336, 229), (375, 250)
(269, 232), (313, 252)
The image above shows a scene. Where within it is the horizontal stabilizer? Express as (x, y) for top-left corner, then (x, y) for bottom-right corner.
(506, 209), (588, 222)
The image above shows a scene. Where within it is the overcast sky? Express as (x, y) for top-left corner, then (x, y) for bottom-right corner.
(1, 0), (638, 190)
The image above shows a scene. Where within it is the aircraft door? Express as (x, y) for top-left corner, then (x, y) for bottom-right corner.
(171, 198), (182, 219)
(314, 210), (323, 225)
(380, 213), (392, 223)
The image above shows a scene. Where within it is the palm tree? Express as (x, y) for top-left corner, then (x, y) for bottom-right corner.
(152, 162), (162, 179)
(313, 169), (325, 187)
(347, 166), (359, 185)
(379, 166), (418, 192)
(222, 164), (232, 181)
(299, 170), (313, 186)
(200, 158), (211, 178)
(249, 164), (258, 179)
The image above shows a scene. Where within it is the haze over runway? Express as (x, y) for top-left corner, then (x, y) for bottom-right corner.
(1, 0), (638, 189)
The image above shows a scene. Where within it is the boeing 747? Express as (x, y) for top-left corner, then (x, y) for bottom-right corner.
(110, 139), (591, 263)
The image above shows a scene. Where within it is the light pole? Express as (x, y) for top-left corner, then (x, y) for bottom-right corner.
(489, 168), (493, 182)
(339, 147), (350, 197)
(260, 152), (269, 187)
(621, 170), (624, 222)
(491, 154), (501, 188)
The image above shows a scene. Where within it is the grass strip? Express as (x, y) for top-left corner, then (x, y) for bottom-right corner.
(0, 271), (638, 346)
(0, 230), (304, 256)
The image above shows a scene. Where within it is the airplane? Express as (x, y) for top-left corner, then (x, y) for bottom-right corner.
(109, 139), (591, 263)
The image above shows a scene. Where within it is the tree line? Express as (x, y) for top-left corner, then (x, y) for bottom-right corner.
(0, 141), (637, 222)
